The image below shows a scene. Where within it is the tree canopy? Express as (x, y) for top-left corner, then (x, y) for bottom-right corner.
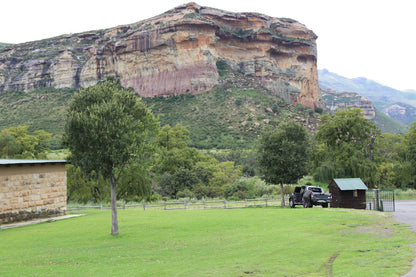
(0, 126), (51, 159)
(313, 107), (382, 186)
(257, 121), (310, 206)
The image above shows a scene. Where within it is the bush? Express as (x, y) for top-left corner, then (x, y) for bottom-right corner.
(315, 107), (323, 114)
(216, 59), (231, 78)
(176, 189), (195, 199)
(235, 97), (243, 106)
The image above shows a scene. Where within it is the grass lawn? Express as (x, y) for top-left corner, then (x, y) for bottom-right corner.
(1, 207), (415, 276)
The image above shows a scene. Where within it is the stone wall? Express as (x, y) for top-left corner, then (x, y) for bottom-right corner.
(0, 162), (67, 224)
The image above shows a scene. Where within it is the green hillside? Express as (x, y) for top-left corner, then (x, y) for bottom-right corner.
(0, 77), (320, 150)
(0, 87), (75, 147)
(143, 82), (320, 149)
(372, 109), (408, 134)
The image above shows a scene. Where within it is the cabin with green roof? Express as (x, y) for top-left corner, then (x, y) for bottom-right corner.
(328, 178), (368, 209)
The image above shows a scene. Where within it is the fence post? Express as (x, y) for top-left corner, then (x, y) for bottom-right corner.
(78, 205), (81, 211)
(245, 199), (247, 207)
(100, 204), (103, 210)
(123, 204), (125, 210)
(143, 202), (146, 211)
(265, 198), (268, 207)
(184, 201), (187, 210)
(203, 200), (206, 209)
(164, 202), (167, 210)
(224, 200), (226, 209)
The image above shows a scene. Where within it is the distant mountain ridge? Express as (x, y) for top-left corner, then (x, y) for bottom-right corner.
(318, 69), (416, 126)
(0, 43), (10, 49)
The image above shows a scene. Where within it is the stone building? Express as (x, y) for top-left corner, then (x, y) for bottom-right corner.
(0, 159), (67, 224)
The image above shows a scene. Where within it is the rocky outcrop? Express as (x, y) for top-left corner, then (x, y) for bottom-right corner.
(321, 88), (376, 119)
(382, 103), (416, 125)
(0, 2), (323, 108)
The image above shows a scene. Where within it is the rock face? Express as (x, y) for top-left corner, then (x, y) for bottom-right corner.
(0, 2), (323, 108)
(382, 103), (416, 125)
(321, 88), (376, 119)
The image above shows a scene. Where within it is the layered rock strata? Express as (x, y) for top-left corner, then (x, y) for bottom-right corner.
(0, 2), (323, 108)
(321, 88), (376, 119)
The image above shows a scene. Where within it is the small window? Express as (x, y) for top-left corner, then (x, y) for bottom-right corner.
(353, 190), (358, 197)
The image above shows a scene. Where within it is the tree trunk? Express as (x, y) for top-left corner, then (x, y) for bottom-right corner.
(280, 183), (285, 207)
(110, 176), (119, 235)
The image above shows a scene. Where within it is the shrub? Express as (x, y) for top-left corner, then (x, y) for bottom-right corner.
(235, 97), (243, 106)
(315, 107), (323, 114)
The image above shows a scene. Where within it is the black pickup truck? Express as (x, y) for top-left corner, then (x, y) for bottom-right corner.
(289, 185), (332, 208)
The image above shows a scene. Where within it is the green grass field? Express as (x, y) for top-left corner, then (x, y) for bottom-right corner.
(1, 208), (415, 276)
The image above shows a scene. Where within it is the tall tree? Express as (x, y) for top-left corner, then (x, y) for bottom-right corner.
(402, 122), (416, 186)
(313, 107), (380, 185)
(64, 80), (159, 235)
(257, 121), (310, 206)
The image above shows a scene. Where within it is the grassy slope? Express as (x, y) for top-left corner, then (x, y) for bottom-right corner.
(372, 109), (408, 134)
(143, 83), (319, 149)
(0, 87), (75, 148)
(1, 208), (415, 276)
(0, 87), (74, 134)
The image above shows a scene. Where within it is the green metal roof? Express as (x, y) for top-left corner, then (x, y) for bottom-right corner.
(333, 178), (368, 191)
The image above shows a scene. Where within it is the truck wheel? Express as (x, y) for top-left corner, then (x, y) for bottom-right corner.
(303, 201), (308, 208)
(309, 201), (313, 208)
(322, 203), (328, 208)
(289, 199), (295, 208)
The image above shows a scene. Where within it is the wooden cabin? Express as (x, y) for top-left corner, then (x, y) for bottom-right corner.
(329, 178), (368, 209)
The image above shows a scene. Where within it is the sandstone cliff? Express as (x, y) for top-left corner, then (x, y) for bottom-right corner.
(321, 88), (376, 119)
(0, 2), (323, 108)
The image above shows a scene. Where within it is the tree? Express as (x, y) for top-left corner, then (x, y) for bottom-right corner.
(257, 121), (310, 206)
(313, 108), (380, 185)
(64, 80), (159, 235)
(0, 131), (19, 158)
(0, 126), (52, 159)
(401, 122), (416, 187)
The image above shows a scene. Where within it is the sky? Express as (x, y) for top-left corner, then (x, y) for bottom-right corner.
(1, 0), (415, 91)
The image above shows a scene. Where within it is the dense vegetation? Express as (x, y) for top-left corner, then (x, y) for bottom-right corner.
(143, 84), (319, 149)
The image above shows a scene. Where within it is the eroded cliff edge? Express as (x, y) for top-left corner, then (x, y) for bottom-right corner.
(0, 2), (323, 109)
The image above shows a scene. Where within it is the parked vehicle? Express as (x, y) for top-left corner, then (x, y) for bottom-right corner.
(289, 185), (332, 208)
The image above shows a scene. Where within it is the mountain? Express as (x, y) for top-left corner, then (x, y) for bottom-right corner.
(321, 88), (375, 119)
(320, 87), (407, 134)
(0, 43), (10, 49)
(0, 2), (323, 109)
(318, 69), (416, 126)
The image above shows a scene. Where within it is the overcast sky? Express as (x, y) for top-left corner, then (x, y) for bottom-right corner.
(2, 0), (415, 91)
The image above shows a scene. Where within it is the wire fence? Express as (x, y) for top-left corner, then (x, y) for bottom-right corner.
(67, 197), (289, 211)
